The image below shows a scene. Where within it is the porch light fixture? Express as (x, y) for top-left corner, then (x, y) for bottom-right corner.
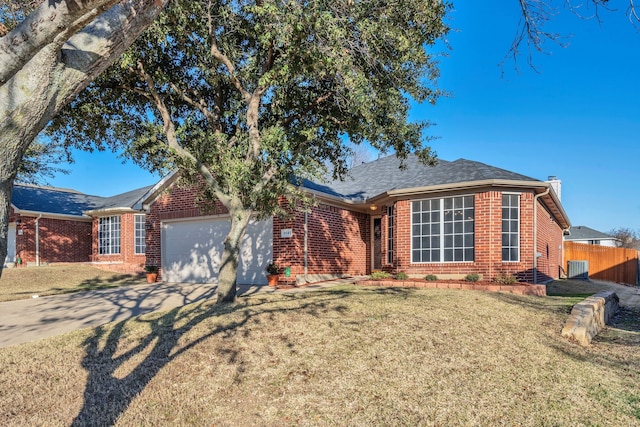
(370, 205), (377, 211)
(145, 221), (152, 231)
(15, 219), (21, 226)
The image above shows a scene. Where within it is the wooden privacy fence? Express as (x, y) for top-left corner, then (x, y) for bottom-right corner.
(563, 241), (638, 285)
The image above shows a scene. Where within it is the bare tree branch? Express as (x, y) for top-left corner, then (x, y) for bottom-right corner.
(503, 0), (640, 73)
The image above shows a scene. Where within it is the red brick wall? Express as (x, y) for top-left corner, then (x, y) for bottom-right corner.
(91, 213), (148, 274)
(13, 215), (92, 263)
(272, 202), (370, 279)
(145, 181), (564, 284)
(145, 182), (229, 271)
(146, 181), (371, 282)
(388, 191), (562, 282)
(535, 199), (563, 282)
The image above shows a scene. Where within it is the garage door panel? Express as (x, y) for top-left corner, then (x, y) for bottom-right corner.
(5, 224), (15, 266)
(162, 217), (272, 285)
(239, 220), (272, 285)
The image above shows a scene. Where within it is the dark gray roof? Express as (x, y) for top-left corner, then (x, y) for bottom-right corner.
(566, 226), (616, 241)
(303, 154), (540, 201)
(96, 185), (154, 211)
(12, 183), (154, 217)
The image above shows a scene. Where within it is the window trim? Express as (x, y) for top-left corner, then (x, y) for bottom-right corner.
(501, 193), (520, 262)
(134, 214), (146, 255)
(410, 195), (475, 264)
(98, 215), (121, 255)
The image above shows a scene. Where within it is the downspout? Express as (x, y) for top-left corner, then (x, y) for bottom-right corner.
(533, 188), (550, 284)
(304, 209), (309, 283)
(35, 214), (42, 266)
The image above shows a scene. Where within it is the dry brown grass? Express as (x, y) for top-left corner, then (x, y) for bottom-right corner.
(0, 265), (146, 302)
(0, 285), (639, 426)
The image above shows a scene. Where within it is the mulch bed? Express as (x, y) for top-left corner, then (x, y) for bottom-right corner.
(355, 279), (547, 296)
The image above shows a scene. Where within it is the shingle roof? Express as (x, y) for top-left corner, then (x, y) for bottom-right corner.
(566, 226), (616, 241)
(303, 154), (540, 202)
(93, 185), (154, 212)
(11, 183), (154, 217)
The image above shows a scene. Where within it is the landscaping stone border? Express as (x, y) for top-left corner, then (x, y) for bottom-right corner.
(355, 280), (547, 296)
(561, 291), (619, 346)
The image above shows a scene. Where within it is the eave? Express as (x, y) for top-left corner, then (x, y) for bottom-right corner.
(11, 207), (93, 222)
(308, 178), (572, 229)
(83, 207), (140, 216)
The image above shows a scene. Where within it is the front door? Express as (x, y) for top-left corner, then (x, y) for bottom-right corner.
(373, 217), (382, 270)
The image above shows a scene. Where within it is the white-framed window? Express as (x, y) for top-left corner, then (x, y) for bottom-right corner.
(501, 194), (520, 262)
(134, 214), (146, 255)
(99, 216), (121, 255)
(387, 205), (394, 264)
(411, 195), (475, 263)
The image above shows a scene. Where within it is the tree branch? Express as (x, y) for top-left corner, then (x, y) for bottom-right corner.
(280, 91), (334, 128)
(0, 0), (121, 85)
(135, 59), (231, 206)
(169, 82), (221, 129)
(206, 1), (250, 102)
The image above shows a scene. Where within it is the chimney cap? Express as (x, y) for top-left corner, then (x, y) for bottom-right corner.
(548, 175), (558, 181)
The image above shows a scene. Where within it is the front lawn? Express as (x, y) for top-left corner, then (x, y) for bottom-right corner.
(0, 265), (146, 302)
(0, 285), (638, 425)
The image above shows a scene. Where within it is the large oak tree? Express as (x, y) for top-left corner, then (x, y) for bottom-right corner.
(50, 0), (451, 302)
(0, 0), (168, 277)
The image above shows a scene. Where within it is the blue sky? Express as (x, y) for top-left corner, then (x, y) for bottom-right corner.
(49, 1), (640, 233)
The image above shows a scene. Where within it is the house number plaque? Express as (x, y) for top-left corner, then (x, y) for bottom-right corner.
(280, 229), (293, 238)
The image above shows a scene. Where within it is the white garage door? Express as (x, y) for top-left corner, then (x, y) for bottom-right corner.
(161, 216), (272, 285)
(5, 223), (15, 267)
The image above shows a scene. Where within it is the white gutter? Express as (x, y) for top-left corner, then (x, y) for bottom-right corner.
(382, 179), (549, 199)
(83, 207), (138, 216)
(11, 209), (92, 222)
(533, 188), (551, 284)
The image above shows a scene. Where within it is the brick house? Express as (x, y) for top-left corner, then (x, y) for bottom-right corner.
(83, 186), (154, 274)
(142, 154), (571, 285)
(6, 183), (152, 272)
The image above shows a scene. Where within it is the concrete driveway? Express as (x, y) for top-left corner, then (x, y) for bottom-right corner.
(0, 278), (358, 348)
(0, 282), (255, 348)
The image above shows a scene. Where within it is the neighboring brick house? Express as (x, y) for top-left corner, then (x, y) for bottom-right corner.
(142, 155), (571, 285)
(5, 183), (152, 272)
(84, 186), (154, 274)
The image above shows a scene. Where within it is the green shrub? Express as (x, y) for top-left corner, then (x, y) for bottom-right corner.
(370, 271), (392, 280)
(265, 263), (279, 275)
(395, 272), (409, 280)
(465, 273), (480, 282)
(424, 274), (438, 281)
(494, 273), (517, 285)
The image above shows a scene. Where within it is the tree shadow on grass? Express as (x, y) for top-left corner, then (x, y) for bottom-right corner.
(71, 290), (350, 426)
(485, 290), (579, 316)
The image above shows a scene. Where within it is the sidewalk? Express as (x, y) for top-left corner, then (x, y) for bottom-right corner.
(0, 278), (358, 348)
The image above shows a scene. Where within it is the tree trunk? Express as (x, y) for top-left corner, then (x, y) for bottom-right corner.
(0, 176), (15, 270)
(216, 206), (252, 304)
(0, 0), (167, 280)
